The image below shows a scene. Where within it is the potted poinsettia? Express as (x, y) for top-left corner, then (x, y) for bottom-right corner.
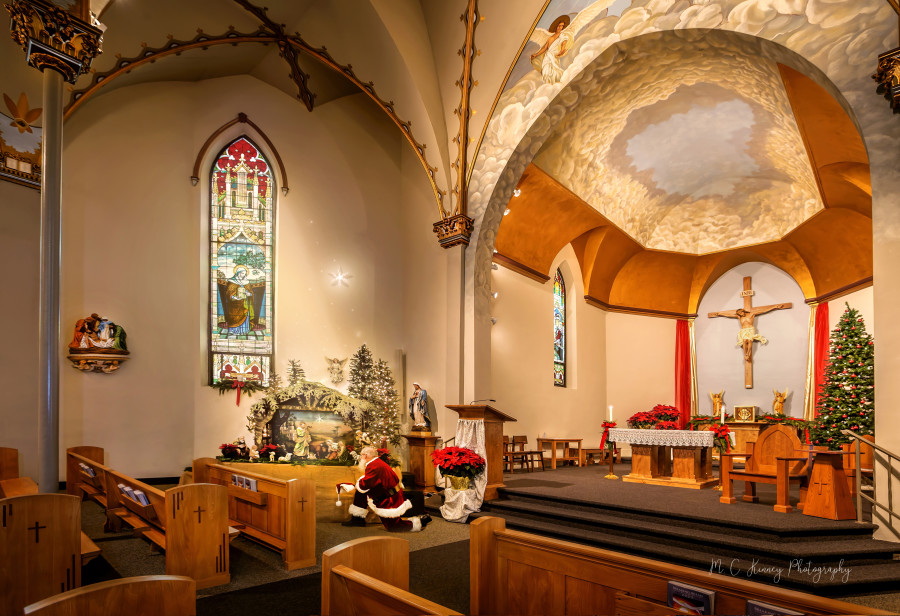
(627, 411), (656, 429)
(431, 446), (486, 490)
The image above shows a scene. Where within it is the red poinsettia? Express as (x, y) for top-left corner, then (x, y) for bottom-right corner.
(601, 421), (617, 450)
(654, 421), (679, 431)
(627, 411), (656, 429)
(219, 443), (240, 458)
(651, 404), (680, 423)
(431, 446), (486, 479)
(709, 423), (731, 453)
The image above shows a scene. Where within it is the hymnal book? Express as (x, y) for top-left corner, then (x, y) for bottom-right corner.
(667, 581), (715, 615)
(121, 485), (136, 499)
(246, 478), (258, 492)
(132, 490), (151, 506)
(745, 600), (804, 616)
(236, 476), (246, 489)
(231, 475), (239, 486)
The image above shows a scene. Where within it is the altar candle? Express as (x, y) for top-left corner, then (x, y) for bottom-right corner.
(608, 405), (613, 422)
(720, 405), (725, 424)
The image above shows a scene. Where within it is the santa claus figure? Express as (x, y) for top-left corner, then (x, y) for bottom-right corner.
(338, 446), (431, 531)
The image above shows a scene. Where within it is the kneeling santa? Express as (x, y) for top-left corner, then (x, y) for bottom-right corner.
(337, 445), (431, 531)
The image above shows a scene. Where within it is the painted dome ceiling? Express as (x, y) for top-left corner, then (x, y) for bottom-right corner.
(532, 39), (823, 255)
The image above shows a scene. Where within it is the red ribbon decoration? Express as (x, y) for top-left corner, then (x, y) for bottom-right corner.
(805, 428), (810, 445)
(600, 429), (608, 450)
(232, 379), (244, 406)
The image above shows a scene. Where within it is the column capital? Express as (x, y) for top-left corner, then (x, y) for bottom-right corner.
(7, 0), (103, 83)
(432, 213), (474, 249)
(873, 46), (900, 113)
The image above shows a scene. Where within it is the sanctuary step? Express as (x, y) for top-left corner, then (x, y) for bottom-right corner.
(472, 468), (900, 596)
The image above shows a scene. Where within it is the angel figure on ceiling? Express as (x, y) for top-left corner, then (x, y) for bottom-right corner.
(529, 1), (617, 84)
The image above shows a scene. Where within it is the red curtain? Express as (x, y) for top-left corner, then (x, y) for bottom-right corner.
(675, 319), (691, 429)
(813, 302), (830, 416)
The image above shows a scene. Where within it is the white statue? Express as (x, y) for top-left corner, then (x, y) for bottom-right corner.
(278, 452), (293, 462)
(268, 452), (276, 462)
(325, 356), (348, 384)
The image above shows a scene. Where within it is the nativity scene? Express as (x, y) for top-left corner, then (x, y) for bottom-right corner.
(1, 0), (898, 614)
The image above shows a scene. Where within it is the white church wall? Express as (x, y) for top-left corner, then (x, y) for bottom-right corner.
(0, 180), (40, 479)
(696, 262), (808, 418)
(490, 245), (607, 447)
(59, 75), (432, 477)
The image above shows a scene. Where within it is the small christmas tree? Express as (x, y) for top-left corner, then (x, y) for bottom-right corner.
(266, 369), (283, 392)
(810, 304), (874, 449)
(369, 359), (402, 446)
(347, 344), (375, 402)
(287, 359), (305, 386)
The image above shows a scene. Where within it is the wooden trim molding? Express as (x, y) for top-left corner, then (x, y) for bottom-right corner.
(585, 295), (697, 320)
(191, 113), (289, 194)
(804, 276), (873, 305)
(493, 253), (550, 282)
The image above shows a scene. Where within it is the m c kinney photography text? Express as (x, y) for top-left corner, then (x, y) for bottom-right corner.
(710, 558), (851, 584)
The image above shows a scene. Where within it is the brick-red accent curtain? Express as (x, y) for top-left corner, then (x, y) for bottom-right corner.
(813, 302), (830, 415)
(675, 319), (691, 428)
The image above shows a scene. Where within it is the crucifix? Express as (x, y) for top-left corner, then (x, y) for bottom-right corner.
(707, 276), (791, 389)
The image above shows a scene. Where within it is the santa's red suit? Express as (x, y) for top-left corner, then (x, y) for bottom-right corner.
(345, 456), (421, 531)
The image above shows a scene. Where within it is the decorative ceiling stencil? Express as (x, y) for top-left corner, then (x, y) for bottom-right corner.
(533, 38), (823, 254)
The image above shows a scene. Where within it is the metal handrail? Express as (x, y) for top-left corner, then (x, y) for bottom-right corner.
(841, 430), (897, 530)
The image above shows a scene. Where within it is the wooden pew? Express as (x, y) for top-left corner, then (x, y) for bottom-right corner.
(4, 448), (100, 565)
(0, 446), (20, 480)
(0, 493), (82, 616)
(470, 516), (891, 616)
(65, 446), (111, 522)
(321, 536), (461, 616)
(105, 468), (230, 589)
(23, 575), (196, 615)
(192, 457), (315, 570)
(719, 424), (810, 513)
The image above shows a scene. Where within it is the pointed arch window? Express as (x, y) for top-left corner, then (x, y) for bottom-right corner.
(553, 268), (566, 387)
(209, 136), (274, 385)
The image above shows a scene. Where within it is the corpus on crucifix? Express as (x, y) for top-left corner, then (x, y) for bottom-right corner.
(707, 277), (791, 389)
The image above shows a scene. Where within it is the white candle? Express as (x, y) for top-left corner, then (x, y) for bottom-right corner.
(720, 405), (725, 424)
(608, 405), (613, 422)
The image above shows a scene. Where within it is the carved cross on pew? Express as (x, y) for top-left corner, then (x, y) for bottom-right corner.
(195, 506), (205, 523)
(28, 521), (46, 543)
(707, 276), (792, 389)
(297, 497), (307, 512)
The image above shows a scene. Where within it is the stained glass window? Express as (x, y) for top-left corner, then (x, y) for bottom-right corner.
(209, 136), (274, 385)
(553, 268), (566, 387)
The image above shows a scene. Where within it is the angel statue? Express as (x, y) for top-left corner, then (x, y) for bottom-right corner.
(325, 356), (348, 384)
(773, 388), (788, 415)
(528, 1), (617, 84)
(709, 390), (725, 417)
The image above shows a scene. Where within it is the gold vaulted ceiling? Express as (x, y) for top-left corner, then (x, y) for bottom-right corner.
(495, 36), (871, 316)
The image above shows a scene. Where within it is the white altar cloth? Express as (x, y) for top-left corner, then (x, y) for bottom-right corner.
(607, 428), (713, 447)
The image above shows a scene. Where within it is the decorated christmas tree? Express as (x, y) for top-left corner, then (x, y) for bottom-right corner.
(810, 304), (874, 449)
(347, 344), (375, 402)
(369, 359), (402, 446)
(286, 359), (305, 386)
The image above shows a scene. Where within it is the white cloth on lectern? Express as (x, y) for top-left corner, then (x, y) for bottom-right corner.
(439, 418), (486, 523)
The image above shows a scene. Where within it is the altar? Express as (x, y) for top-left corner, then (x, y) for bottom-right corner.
(608, 428), (718, 489)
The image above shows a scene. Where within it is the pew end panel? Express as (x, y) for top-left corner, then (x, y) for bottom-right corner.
(0, 447), (19, 481)
(284, 476), (316, 569)
(321, 536), (410, 616)
(328, 565), (462, 616)
(0, 493), (82, 616)
(165, 483), (230, 589)
(23, 575), (196, 616)
(65, 448), (110, 513)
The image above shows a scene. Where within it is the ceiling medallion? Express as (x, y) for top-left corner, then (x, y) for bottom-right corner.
(6, 0), (103, 83)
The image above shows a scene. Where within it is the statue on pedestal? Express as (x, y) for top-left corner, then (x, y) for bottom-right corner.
(408, 382), (430, 432)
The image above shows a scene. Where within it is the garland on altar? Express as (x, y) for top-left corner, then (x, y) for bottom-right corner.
(687, 414), (814, 431)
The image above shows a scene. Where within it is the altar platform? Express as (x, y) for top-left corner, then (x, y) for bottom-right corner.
(470, 464), (900, 597)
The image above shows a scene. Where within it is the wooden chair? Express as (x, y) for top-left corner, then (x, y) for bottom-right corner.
(719, 424), (809, 513)
(23, 575), (196, 615)
(502, 436), (528, 473)
(0, 493), (82, 616)
(321, 536), (461, 616)
(513, 435), (545, 471)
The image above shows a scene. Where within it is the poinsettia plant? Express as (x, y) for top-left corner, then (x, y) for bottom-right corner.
(710, 423), (731, 453)
(627, 411), (656, 429)
(601, 420), (617, 450)
(651, 404), (680, 423)
(219, 443), (241, 458)
(377, 448), (401, 468)
(654, 420), (679, 430)
(431, 446), (486, 480)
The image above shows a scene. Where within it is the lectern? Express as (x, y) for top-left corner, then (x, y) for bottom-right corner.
(446, 404), (516, 500)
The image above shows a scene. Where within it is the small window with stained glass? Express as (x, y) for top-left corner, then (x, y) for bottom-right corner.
(209, 136), (274, 385)
(553, 268), (566, 387)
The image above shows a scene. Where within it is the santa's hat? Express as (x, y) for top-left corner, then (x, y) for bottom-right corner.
(335, 483), (355, 506)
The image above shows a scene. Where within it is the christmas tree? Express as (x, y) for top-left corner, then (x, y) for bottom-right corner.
(347, 344), (375, 402)
(810, 304), (875, 449)
(369, 359), (402, 446)
(286, 359), (305, 386)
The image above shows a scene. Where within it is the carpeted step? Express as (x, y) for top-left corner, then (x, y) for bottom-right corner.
(496, 487), (878, 541)
(480, 498), (899, 564)
(470, 509), (900, 595)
